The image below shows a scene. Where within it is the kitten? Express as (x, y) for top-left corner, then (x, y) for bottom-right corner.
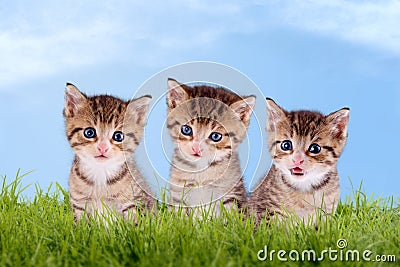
(166, 78), (255, 216)
(64, 83), (155, 222)
(249, 98), (349, 225)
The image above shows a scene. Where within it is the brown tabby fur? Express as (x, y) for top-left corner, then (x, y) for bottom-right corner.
(166, 78), (255, 216)
(249, 98), (349, 226)
(64, 83), (155, 222)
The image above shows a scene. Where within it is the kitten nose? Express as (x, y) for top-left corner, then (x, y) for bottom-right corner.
(192, 144), (202, 156)
(97, 142), (109, 154)
(293, 153), (304, 166)
(293, 159), (304, 166)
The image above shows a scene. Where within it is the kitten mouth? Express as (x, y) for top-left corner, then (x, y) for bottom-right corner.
(290, 167), (305, 176)
(95, 155), (108, 159)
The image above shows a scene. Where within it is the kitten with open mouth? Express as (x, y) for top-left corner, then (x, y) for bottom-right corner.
(291, 167), (305, 176)
(249, 98), (349, 226)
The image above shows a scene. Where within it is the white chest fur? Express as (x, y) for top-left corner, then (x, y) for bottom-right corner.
(79, 157), (124, 193)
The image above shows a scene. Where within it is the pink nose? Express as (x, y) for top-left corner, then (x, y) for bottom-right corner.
(97, 143), (109, 154)
(293, 153), (304, 166)
(293, 159), (304, 166)
(192, 144), (202, 156)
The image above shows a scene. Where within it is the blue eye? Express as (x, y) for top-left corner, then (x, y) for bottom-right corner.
(113, 131), (124, 142)
(308, 143), (321, 154)
(280, 140), (292, 151)
(209, 132), (222, 142)
(83, 127), (96, 139)
(181, 125), (193, 136)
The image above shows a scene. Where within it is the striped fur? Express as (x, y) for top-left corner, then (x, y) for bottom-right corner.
(64, 83), (155, 222)
(249, 98), (349, 226)
(166, 78), (255, 216)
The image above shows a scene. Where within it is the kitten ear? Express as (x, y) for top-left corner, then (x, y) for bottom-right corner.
(127, 95), (152, 125)
(326, 107), (350, 138)
(64, 83), (87, 117)
(266, 98), (286, 131)
(167, 78), (189, 109)
(230, 96), (256, 125)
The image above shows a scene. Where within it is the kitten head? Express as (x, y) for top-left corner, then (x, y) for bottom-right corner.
(64, 83), (151, 166)
(166, 78), (255, 169)
(266, 98), (349, 192)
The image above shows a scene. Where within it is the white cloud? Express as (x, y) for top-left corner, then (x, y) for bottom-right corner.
(1, 0), (399, 91)
(0, 18), (123, 89)
(266, 0), (400, 56)
(0, 1), (250, 91)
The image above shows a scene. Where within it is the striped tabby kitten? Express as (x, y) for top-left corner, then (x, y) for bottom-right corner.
(249, 98), (349, 225)
(166, 78), (255, 216)
(64, 83), (155, 222)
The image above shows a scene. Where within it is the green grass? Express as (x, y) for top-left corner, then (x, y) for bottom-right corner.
(0, 171), (399, 267)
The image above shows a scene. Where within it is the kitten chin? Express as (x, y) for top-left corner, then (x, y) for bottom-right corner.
(77, 154), (125, 189)
(174, 140), (232, 171)
(277, 165), (332, 193)
(274, 161), (335, 193)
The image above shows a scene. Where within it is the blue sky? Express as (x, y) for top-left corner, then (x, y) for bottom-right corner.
(1, 0), (399, 199)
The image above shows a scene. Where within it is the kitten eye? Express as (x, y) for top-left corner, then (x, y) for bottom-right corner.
(308, 143), (321, 154)
(113, 131), (124, 142)
(280, 140), (293, 151)
(181, 125), (193, 136)
(83, 127), (96, 139)
(209, 132), (222, 142)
